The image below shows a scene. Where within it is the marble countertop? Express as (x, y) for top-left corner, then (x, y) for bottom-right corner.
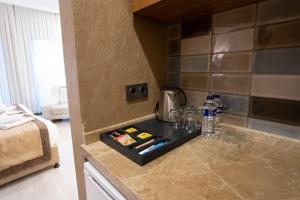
(81, 124), (300, 200)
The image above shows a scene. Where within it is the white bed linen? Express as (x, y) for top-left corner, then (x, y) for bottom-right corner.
(3, 104), (58, 147)
(0, 116), (35, 130)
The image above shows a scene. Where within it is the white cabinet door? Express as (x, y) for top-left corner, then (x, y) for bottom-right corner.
(84, 162), (127, 200)
(85, 173), (113, 200)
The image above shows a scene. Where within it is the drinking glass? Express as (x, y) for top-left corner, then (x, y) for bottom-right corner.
(185, 112), (197, 133)
(178, 106), (187, 129)
(170, 108), (181, 129)
(196, 106), (203, 129)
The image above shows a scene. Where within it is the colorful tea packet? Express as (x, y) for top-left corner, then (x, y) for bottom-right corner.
(137, 132), (152, 139)
(114, 134), (136, 146)
(125, 127), (138, 133)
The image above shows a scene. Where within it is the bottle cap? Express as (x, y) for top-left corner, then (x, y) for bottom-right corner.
(213, 94), (220, 98)
(207, 95), (213, 100)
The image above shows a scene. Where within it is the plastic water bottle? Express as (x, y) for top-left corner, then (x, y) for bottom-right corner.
(201, 96), (217, 136)
(213, 94), (224, 126)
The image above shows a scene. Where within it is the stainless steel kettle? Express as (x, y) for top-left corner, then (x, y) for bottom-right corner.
(155, 87), (187, 122)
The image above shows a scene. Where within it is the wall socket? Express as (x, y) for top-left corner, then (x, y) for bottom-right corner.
(126, 83), (148, 102)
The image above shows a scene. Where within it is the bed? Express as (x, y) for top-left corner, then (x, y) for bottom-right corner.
(0, 105), (59, 186)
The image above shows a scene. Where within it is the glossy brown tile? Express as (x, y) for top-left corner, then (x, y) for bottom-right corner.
(166, 2), (300, 130)
(222, 114), (248, 127)
(211, 74), (251, 95)
(253, 48), (300, 74)
(220, 94), (249, 116)
(168, 73), (180, 87)
(181, 35), (211, 55)
(184, 90), (208, 107)
(181, 17), (211, 38)
(257, 0), (300, 26)
(212, 52), (252, 72)
(213, 29), (254, 53)
(250, 97), (300, 126)
(255, 21), (300, 49)
(248, 118), (300, 140)
(169, 40), (181, 56)
(168, 24), (181, 40)
(180, 73), (209, 91)
(169, 56), (180, 72)
(251, 75), (300, 101)
(181, 55), (210, 72)
(213, 4), (256, 33)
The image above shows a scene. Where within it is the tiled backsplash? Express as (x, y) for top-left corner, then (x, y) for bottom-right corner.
(167, 0), (300, 139)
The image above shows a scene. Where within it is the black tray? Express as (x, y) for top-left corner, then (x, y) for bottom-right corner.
(100, 118), (201, 166)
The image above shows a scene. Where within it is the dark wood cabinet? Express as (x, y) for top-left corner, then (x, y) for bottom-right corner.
(133, 0), (263, 23)
(133, 0), (162, 12)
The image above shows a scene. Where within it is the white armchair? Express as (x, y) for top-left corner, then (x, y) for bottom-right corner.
(42, 86), (69, 120)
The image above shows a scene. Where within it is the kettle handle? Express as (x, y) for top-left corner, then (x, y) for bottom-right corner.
(155, 102), (159, 118)
(178, 88), (187, 105)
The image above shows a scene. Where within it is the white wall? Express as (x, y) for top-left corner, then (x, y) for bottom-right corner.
(0, 0), (59, 13)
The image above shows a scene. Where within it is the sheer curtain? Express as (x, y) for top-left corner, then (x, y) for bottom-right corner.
(0, 3), (65, 113)
(0, 4), (25, 107)
(14, 6), (66, 112)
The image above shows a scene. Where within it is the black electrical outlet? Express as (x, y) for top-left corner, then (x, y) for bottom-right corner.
(126, 83), (148, 102)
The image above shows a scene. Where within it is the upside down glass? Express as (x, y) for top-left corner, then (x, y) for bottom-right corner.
(170, 108), (181, 129)
(196, 106), (203, 129)
(185, 112), (197, 133)
(170, 105), (201, 133)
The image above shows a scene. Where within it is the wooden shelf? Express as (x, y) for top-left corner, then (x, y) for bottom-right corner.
(133, 0), (263, 24)
(133, 0), (162, 12)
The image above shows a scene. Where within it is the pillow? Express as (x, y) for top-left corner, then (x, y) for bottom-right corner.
(59, 87), (68, 105)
